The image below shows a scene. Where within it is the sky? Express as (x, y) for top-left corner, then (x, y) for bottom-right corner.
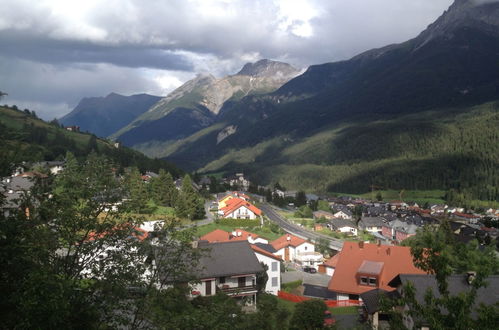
(0, 0), (454, 120)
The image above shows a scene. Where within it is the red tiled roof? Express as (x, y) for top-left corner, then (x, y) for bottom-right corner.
(251, 244), (282, 261)
(271, 234), (307, 250)
(323, 253), (341, 268)
(200, 228), (260, 242)
(220, 197), (262, 217)
(453, 212), (478, 219)
(328, 242), (425, 295)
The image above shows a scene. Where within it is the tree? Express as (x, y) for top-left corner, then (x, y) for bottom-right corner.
(176, 175), (204, 220)
(256, 262), (269, 293)
(317, 200), (331, 212)
(0, 153), (202, 329)
(387, 221), (499, 329)
(123, 167), (149, 213)
(316, 238), (331, 257)
(150, 169), (177, 207)
(290, 299), (328, 330)
(246, 293), (291, 330)
(376, 191), (383, 201)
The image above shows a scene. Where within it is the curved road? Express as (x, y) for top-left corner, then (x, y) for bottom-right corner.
(260, 204), (344, 251)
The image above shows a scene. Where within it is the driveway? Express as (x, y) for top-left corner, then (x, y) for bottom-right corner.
(282, 263), (331, 287)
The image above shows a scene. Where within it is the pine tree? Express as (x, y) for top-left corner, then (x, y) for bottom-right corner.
(175, 175), (204, 220)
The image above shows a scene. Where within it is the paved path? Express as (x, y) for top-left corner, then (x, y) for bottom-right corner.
(260, 204), (344, 251)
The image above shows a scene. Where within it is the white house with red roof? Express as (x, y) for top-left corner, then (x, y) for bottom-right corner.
(218, 197), (262, 220)
(271, 234), (322, 269)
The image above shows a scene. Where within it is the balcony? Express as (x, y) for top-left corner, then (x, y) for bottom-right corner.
(216, 284), (258, 296)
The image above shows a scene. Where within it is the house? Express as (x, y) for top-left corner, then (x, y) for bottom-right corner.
(187, 241), (263, 306)
(359, 217), (385, 234)
(199, 229), (280, 295)
(387, 273), (499, 330)
(318, 253), (341, 277)
(327, 242), (425, 301)
(227, 173), (250, 191)
(306, 194), (319, 202)
(271, 234), (321, 268)
(382, 219), (419, 242)
(327, 218), (358, 236)
(218, 198), (262, 220)
(65, 125), (80, 132)
(451, 212), (481, 224)
(389, 201), (408, 210)
(313, 210), (335, 220)
(32, 160), (65, 175)
(217, 191), (250, 209)
(333, 209), (353, 220)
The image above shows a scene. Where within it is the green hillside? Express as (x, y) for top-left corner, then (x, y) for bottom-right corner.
(0, 106), (182, 177)
(183, 102), (498, 205)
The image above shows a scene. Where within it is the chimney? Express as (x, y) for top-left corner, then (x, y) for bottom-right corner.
(237, 231), (242, 237)
(232, 231), (237, 237)
(191, 241), (199, 249)
(377, 240), (381, 247)
(386, 247), (391, 256)
(358, 241), (364, 249)
(287, 234), (291, 241)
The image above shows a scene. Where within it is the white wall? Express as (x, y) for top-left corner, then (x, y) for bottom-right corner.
(326, 267), (335, 277)
(225, 205), (257, 219)
(254, 252), (280, 295)
(338, 226), (358, 236)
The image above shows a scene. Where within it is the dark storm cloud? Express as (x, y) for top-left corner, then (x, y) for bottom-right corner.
(0, 30), (192, 71)
(0, 0), (456, 119)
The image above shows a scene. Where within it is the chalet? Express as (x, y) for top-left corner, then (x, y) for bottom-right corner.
(218, 198), (262, 220)
(327, 242), (425, 301)
(313, 210), (335, 220)
(200, 229), (281, 295)
(327, 218), (358, 236)
(358, 217), (385, 234)
(271, 234), (321, 269)
(451, 212), (481, 224)
(186, 241), (263, 306)
(384, 219), (418, 242)
(217, 191), (250, 209)
(333, 209), (353, 220)
(32, 160), (65, 175)
(227, 173), (250, 191)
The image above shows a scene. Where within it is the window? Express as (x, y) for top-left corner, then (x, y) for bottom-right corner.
(219, 277), (226, 284)
(271, 261), (278, 272)
(272, 277), (278, 287)
(304, 246), (308, 251)
(369, 277), (377, 286)
(360, 276), (368, 285)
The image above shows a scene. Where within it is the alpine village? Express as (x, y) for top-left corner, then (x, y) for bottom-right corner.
(1, 0), (499, 329)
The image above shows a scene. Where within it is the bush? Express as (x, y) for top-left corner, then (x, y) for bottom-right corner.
(216, 218), (261, 227)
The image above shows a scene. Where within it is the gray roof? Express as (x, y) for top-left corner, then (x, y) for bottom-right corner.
(253, 242), (277, 253)
(5, 176), (34, 192)
(360, 288), (400, 314)
(360, 217), (385, 228)
(389, 274), (499, 317)
(303, 284), (337, 300)
(329, 218), (356, 229)
(389, 219), (419, 235)
(197, 241), (263, 279)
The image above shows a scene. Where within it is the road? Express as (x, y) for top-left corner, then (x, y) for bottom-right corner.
(260, 204), (344, 251)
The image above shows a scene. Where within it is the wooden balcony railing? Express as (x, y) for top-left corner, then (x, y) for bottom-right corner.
(216, 284), (257, 295)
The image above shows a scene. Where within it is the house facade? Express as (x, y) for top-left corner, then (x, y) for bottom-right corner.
(271, 234), (321, 268)
(189, 241), (263, 306)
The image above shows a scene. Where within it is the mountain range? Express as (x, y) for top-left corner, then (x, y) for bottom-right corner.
(60, 93), (162, 137)
(59, 0), (499, 202)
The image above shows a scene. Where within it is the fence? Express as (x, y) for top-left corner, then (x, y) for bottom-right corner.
(277, 291), (361, 308)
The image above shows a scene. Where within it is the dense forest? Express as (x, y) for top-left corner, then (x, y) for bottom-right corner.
(0, 105), (182, 177)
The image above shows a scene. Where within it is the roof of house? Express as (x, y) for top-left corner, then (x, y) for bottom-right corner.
(323, 253), (341, 268)
(303, 284), (337, 300)
(271, 234), (307, 250)
(329, 218), (357, 229)
(327, 242), (425, 295)
(389, 219), (419, 235)
(360, 288), (401, 314)
(197, 241), (264, 279)
(251, 244), (282, 261)
(334, 209), (353, 216)
(360, 217), (385, 227)
(199, 228), (261, 242)
(253, 242), (277, 253)
(388, 274), (499, 317)
(220, 197), (262, 217)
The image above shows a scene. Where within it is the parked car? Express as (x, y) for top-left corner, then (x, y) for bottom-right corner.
(303, 266), (317, 273)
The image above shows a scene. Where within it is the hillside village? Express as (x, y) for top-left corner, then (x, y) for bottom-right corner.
(2, 161), (498, 329)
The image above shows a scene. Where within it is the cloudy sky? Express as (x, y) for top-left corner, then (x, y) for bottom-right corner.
(0, 0), (454, 119)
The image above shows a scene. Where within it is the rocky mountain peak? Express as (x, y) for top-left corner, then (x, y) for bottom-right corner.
(236, 59), (300, 79)
(416, 0), (499, 46)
